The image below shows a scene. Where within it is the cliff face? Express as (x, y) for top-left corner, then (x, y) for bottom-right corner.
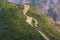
(35, 0), (60, 21)
(8, 0), (35, 5)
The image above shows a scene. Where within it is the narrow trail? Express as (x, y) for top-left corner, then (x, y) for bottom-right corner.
(23, 5), (49, 40)
(35, 28), (49, 40)
(23, 5), (32, 24)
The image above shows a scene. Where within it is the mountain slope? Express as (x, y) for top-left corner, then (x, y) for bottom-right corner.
(26, 6), (60, 40)
(23, 5), (49, 40)
(0, 1), (45, 40)
(0, 0), (60, 40)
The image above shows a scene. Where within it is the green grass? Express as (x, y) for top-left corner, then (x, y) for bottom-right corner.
(26, 9), (60, 40)
(0, 1), (45, 40)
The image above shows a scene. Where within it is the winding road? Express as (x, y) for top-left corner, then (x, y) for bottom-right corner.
(23, 5), (49, 40)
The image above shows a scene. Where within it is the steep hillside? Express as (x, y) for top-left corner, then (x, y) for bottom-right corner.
(0, 1), (45, 40)
(0, 0), (60, 40)
(26, 6), (60, 40)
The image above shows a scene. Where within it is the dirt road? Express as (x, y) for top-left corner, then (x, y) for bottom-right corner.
(23, 5), (49, 40)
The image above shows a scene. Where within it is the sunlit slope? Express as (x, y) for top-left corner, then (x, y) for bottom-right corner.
(26, 7), (60, 40)
(0, 1), (45, 40)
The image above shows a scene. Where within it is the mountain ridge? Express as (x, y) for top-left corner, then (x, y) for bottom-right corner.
(7, 0), (60, 28)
